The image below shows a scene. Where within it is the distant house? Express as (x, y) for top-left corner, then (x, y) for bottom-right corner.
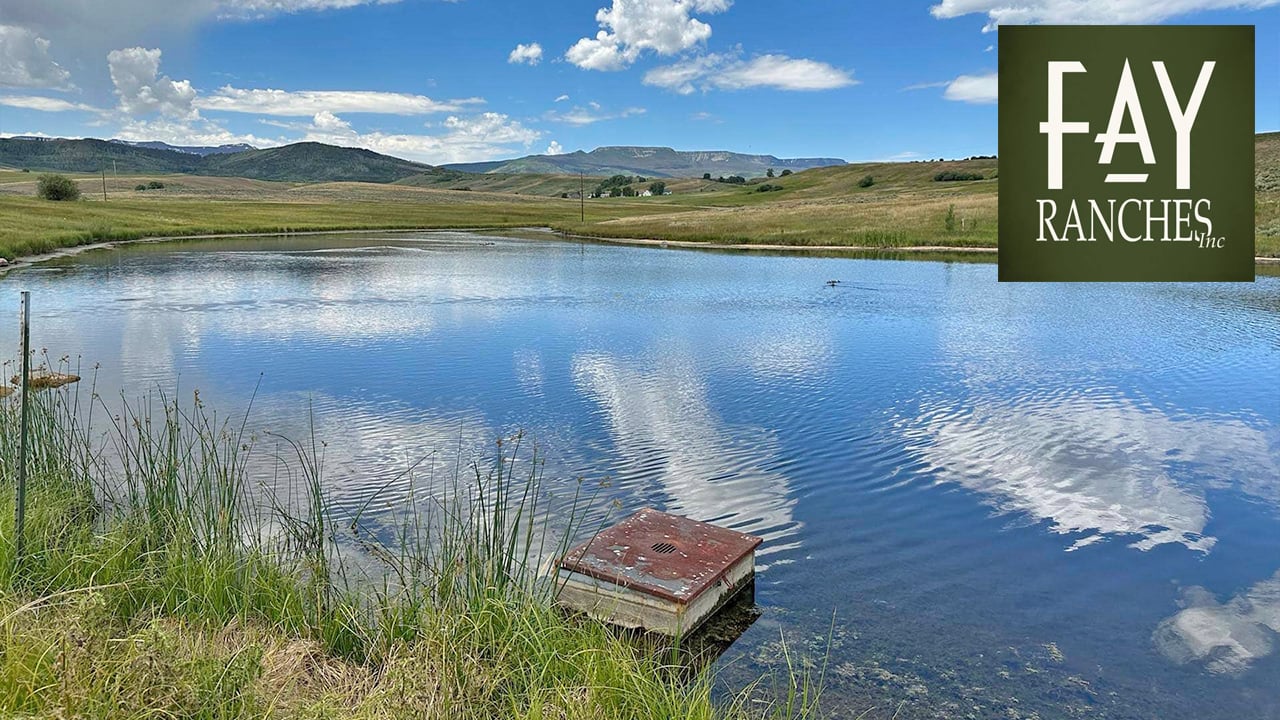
(639, 190), (653, 197)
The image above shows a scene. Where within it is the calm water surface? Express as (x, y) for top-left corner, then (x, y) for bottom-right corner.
(5, 232), (1279, 719)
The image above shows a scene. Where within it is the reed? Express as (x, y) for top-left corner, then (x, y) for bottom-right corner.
(0, 367), (825, 719)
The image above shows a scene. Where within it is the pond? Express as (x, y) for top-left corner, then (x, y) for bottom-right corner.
(4, 231), (1279, 719)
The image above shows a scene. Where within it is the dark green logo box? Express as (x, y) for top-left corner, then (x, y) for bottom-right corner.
(998, 26), (1255, 282)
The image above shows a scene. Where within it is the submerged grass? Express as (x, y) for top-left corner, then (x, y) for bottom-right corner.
(0, 367), (825, 719)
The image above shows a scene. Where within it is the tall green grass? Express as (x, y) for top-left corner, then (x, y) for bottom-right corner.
(0, 365), (826, 719)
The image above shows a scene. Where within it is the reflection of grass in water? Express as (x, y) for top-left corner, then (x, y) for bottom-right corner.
(0, 376), (824, 719)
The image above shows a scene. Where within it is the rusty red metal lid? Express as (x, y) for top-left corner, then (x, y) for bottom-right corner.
(558, 508), (762, 605)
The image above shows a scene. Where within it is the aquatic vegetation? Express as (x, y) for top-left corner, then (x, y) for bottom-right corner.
(0, 376), (825, 719)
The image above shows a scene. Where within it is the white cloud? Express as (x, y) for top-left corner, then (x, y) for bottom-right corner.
(217, 0), (404, 17)
(931, 0), (1280, 30)
(113, 117), (279, 149)
(565, 0), (731, 71)
(554, 94), (570, 103)
(197, 86), (480, 116)
(644, 53), (856, 94)
(107, 47), (199, 119)
(943, 72), (997, 104)
(0, 25), (72, 89)
(545, 140), (564, 155)
(902, 80), (950, 92)
(546, 105), (646, 126)
(0, 94), (98, 112)
(1155, 572), (1280, 675)
(295, 110), (541, 164)
(508, 42), (543, 65)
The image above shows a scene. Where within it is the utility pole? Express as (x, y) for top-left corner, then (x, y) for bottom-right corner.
(579, 172), (585, 223)
(101, 169), (107, 201)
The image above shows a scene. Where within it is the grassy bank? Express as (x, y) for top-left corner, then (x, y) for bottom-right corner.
(3, 133), (1278, 261)
(0, 377), (824, 719)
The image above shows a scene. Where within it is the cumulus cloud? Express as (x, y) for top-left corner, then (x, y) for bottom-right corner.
(930, 0), (1280, 30)
(293, 110), (541, 164)
(113, 116), (279, 148)
(566, 0), (731, 71)
(107, 47), (199, 119)
(508, 42), (543, 65)
(546, 105), (646, 126)
(0, 25), (72, 89)
(0, 94), (98, 112)
(197, 87), (480, 116)
(545, 140), (564, 155)
(943, 72), (998, 104)
(644, 53), (856, 94)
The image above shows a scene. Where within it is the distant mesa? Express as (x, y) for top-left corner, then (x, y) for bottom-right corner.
(442, 146), (848, 179)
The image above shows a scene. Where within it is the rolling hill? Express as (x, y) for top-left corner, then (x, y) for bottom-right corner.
(442, 146), (846, 179)
(0, 138), (429, 183)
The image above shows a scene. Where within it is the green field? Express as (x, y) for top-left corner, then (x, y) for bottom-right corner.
(2, 133), (1277, 262)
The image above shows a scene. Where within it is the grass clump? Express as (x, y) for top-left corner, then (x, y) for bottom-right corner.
(0, 368), (823, 719)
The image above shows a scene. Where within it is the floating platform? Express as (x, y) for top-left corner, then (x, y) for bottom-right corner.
(556, 508), (762, 636)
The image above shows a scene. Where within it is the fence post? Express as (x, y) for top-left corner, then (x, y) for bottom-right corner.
(14, 291), (30, 563)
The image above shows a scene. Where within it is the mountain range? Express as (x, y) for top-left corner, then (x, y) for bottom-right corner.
(0, 138), (429, 183)
(443, 146), (846, 178)
(2, 137), (843, 183)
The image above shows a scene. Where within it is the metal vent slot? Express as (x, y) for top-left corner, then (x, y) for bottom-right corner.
(651, 542), (677, 554)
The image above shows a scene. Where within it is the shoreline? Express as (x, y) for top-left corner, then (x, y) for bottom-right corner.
(1, 225), (1276, 276)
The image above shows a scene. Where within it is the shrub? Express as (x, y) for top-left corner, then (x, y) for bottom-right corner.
(147, 180), (165, 190)
(780, 169), (793, 177)
(135, 184), (148, 191)
(766, 169), (775, 178)
(945, 204), (957, 233)
(648, 181), (666, 196)
(858, 175), (875, 188)
(756, 184), (783, 193)
(36, 173), (81, 201)
(703, 173), (712, 180)
(934, 171), (985, 182)
(21, 168), (30, 173)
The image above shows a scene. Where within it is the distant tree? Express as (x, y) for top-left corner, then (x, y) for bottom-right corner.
(703, 173), (712, 180)
(21, 168), (30, 173)
(636, 176), (646, 183)
(134, 184), (148, 191)
(725, 175), (746, 185)
(609, 187), (622, 197)
(648, 181), (666, 196)
(147, 180), (165, 189)
(780, 169), (792, 176)
(756, 184), (783, 193)
(944, 204), (957, 233)
(766, 168), (775, 178)
(561, 193), (569, 198)
(36, 173), (80, 201)
(622, 186), (636, 197)
(858, 175), (875, 188)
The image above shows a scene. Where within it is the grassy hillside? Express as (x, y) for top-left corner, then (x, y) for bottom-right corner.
(0, 138), (429, 183)
(444, 146), (847, 179)
(1, 135), (1275, 262)
(0, 138), (205, 175)
(202, 142), (428, 182)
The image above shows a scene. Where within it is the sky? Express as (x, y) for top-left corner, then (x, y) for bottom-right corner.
(0, 0), (1277, 165)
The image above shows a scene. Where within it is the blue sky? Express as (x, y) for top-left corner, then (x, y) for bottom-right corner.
(0, 0), (1277, 164)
